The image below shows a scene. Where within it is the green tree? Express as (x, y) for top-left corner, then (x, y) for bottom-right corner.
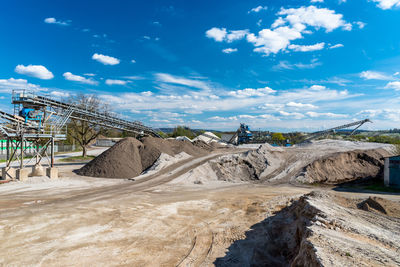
(271, 132), (285, 144)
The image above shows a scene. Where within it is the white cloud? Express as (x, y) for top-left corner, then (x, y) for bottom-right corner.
(205, 28), (248, 43)
(329, 43), (344, 49)
(141, 91), (153, 96)
(246, 26), (304, 55)
(84, 73), (96, 76)
(226, 30), (249, 42)
(286, 102), (317, 109)
(50, 91), (70, 98)
(228, 86), (276, 98)
(222, 48), (238, 54)
(44, 17), (70, 26)
(276, 6), (352, 32)
(360, 71), (392, 80)
(310, 0), (324, 2)
(248, 6), (267, 13)
(357, 109), (400, 122)
(0, 78), (44, 93)
(131, 59), (136, 63)
(385, 81), (400, 90)
(288, 42), (325, 52)
(63, 72), (98, 85)
(355, 21), (366, 29)
(279, 111), (305, 119)
(372, 0), (400, 10)
(155, 73), (210, 90)
(92, 53), (120, 65)
(207, 6), (350, 56)
(306, 111), (348, 118)
(394, 72), (400, 76)
(310, 85), (326, 90)
(105, 79), (128, 86)
(205, 27), (227, 42)
(15, 64), (54, 80)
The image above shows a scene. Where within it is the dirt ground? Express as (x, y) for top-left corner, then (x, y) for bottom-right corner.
(0, 143), (399, 266)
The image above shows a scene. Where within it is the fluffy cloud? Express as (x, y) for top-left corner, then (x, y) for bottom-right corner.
(385, 81), (400, 90)
(248, 6), (267, 13)
(15, 64), (54, 80)
(276, 6), (352, 32)
(310, 0), (324, 2)
(228, 86), (276, 98)
(288, 42), (325, 52)
(205, 27), (227, 42)
(0, 78), (44, 93)
(44, 17), (70, 26)
(155, 73), (210, 90)
(105, 79), (128, 85)
(360, 71), (391, 80)
(63, 72), (98, 85)
(310, 85), (326, 90)
(286, 102), (317, 109)
(92, 53), (120, 65)
(50, 91), (70, 98)
(372, 0), (400, 10)
(205, 28), (248, 43)
(207, 6), (350, 56)
(222, 48), (238, 54)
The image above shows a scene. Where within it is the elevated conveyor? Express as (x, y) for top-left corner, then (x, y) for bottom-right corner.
(12, 91), (161, 137)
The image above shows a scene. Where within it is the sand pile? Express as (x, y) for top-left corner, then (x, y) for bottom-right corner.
(296, 149), (387, 184)
(78, 137), (208, 178)
(77, 138), (160, 178)
(215, 191), (400, 266)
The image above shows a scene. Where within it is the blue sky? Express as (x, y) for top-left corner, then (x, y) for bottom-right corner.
(0, 0), (400, 131)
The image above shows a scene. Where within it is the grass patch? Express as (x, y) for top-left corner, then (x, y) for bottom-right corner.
(0, 155), (34, 163)
(363, 181), (400, 193)
(59, 155), (95, 162)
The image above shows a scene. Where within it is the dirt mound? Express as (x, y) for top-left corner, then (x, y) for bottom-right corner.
(192, 140), (213, 151)
(78, 137), (208, 179)
(297, 150), (386, 184)
(78, 137), (154, 179)
(358, 196), (400, 218)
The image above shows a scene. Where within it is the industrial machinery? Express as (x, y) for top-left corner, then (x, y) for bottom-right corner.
(228, 123), (253, 145)
(0, 90), (161, 170)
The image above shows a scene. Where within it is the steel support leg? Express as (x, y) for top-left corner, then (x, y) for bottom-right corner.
(51, 137), (54, 167)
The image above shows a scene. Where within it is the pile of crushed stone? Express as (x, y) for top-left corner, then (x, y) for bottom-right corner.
(78, 137), (208, 178)
(204, 140), (393, 184)
(215, 191), (400, 266)
(297, 150), (386, 184)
